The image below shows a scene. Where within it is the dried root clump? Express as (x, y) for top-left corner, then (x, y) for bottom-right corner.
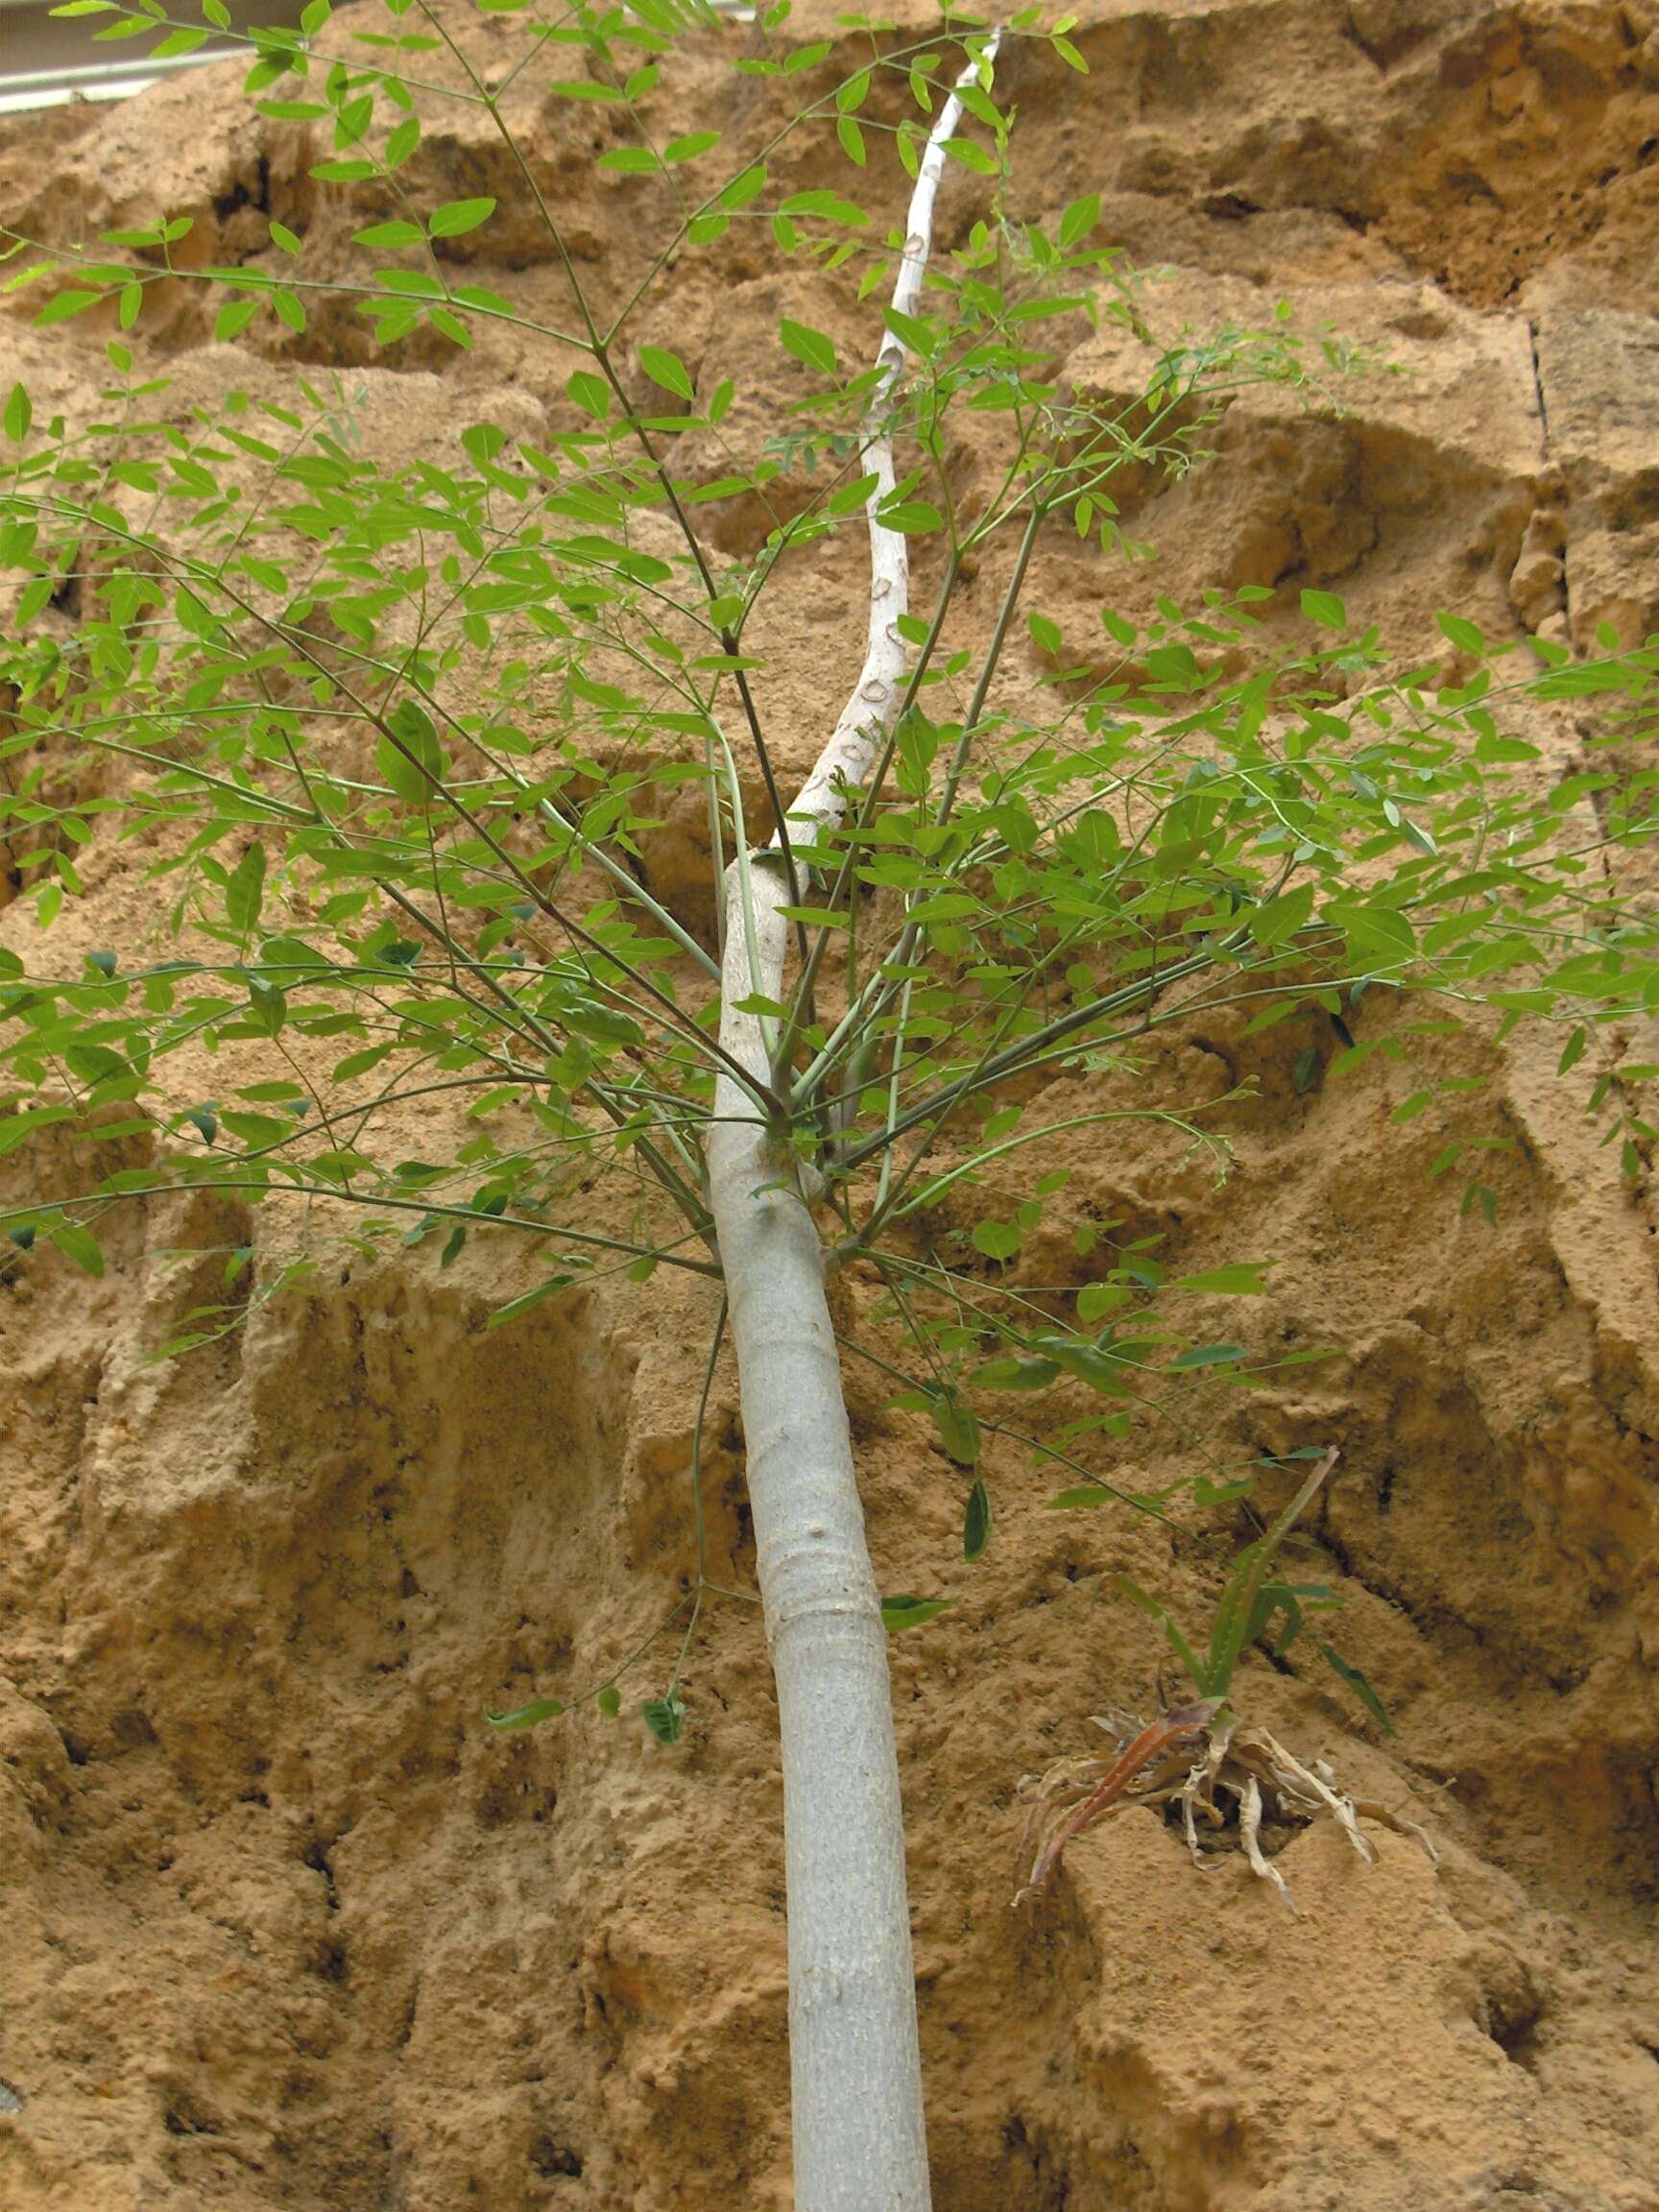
(1014, 1703), (1439, 1913)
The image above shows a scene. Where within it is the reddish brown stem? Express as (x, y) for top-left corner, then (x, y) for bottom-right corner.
(1025, 1701), (1216, 1893)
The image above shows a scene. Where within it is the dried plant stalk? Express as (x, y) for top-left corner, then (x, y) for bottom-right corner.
(1015, 1706), (1440, 1912)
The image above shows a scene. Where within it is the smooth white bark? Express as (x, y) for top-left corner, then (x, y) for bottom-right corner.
(706, 37), (998, 2211)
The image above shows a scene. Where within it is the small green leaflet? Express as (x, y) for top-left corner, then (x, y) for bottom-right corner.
(1058, 192), (1099, 248)
(599, 146), (661, 175)
(595, 1685), (622, 1718)
(1301, 588), (1346, 630)
(34, 291), (100, 327)
(226, 841), (267, 935)
(642, 1693), (685, 1744)
(65, 1044), (125, 1088)
(943, 135), (998, 175)
(1173, 1262), (1268, 1296)
(970, 1355), (1060, 1391)
(247, 978), (286, 1039)
(486, 1695), (565, 1731)
(778, 906), (848, 929)
(4, 384), (29, 443)
(883, 304), (936, 357)
(970, 1220), (1022, 1262)
(1193, 1475), (1255, 1506)
(1325, 899), (1416, 970)
(1436, 611), (1484, 657)
(378, 698), (444, 803)
(878, 501), (944, 535)
(1249, 882), (1313, 949)
(780, 319), (836, 375)
(429, 197), (495, 237)
(719, 164), (767, 210)
(1318, 1644), (1393, 1734)
(905, 891), (975, 925)
(354, 219), (423, 249)
(881, 1595), (956, 1632)
(0, 1108), (74, 1160)
(933, 1394), (980, 1466)
(1115, 1575), (1204, 1690)
(963, 1479), (992, 1562)
(214, 299), (260, 343)
(567, 1001), (643, 1049)
(51, 1223), (105, 1277)
(485, 1274), (576, 1329)
(566, 370), (610, 421)
(1169, 1343), (1246, 1369)
(638, 346), (693, 401)
(221, 1111), (295, 1149)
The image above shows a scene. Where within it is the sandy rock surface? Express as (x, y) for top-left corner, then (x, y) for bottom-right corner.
(2, 3), (1658, 2207)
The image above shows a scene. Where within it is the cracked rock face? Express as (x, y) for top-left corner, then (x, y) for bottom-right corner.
(2, 4), (1659, 2208)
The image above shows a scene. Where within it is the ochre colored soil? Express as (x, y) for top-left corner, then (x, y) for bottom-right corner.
(3, 4), (1658, 2206)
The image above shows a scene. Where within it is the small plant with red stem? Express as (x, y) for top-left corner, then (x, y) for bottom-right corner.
(1014, 1448), (1439, 1911)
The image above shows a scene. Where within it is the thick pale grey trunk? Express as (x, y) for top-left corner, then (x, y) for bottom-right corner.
(706, 38), (998, 2205)
(707, 1060), (928, 2208)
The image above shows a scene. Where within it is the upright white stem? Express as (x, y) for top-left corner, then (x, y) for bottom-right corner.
(705, 36), (998, 2211)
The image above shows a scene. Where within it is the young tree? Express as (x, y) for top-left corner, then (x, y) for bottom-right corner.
(3, 3), (1656, 2201)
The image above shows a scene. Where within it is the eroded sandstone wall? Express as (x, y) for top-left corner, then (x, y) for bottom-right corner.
(2, 5), (1658, 2207)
